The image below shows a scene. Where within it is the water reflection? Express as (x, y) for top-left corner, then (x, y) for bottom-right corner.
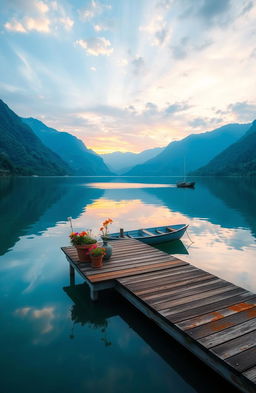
(0, 176), (254, 393)
(0, 177), (103, 255)
(64, 283), (239, 393)
(87, 182), (174, 189)
(154, 240), (189, 255)
(1, 176), (256, 254)
(1, 176), (256, 292)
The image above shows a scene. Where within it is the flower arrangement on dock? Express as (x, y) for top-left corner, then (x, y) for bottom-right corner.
(100, 218), (113, 239)
(67, 217), (113, 265)
(69, 231), (97, 246)
(99, 218), (113, 261)
(89, 246), (106, 268)
(69, 231), (97, 263)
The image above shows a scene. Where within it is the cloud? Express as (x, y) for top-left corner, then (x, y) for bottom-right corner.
(35, 0), (49, 14)
(228, 101), (256, 122)
(4, 0), (74, 34)
(155, 28), (168, 46)
(79, 0), (111, 21)
(165, 102), (190, 114)
(93, 20), (113, 32)
(94, 24), (106, 32)
(140, 15), (169, 47)
(131, 56), (145, 75)
(117, 58), (128, 67)
(59, 16), (74, 31)
(251, 48), (256, 58)
(189, 117), (208, 128)
(156, 0), (171, 10)
(15, 306), (55, 334)
(239, 1), (254, 16)
(25, 16), (51, 32)
(144, 102), (158, 116)
(67, 100), (195, 152)
(180, 0), (231, 24)
(76, 37), (113, 56)
(5, 16), (51, 33)
(171, 36), (212, 59)
(2, 0), (256, 154)
(171, 36), (189, 59)
(4, 19), (27, 33)
(197, 0), (231, 20)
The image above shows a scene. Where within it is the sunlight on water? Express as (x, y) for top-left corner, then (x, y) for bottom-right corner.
(0, 176), (255, 393)
(87, 182), (175, 189)
(72, 198), (186, 233)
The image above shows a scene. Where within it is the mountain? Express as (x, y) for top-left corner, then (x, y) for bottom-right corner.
(125, 123), (250, 176)
(0, 152), (15, 175)
(101, 147), (164, 174)
(0, 100), (71, 176)
(23, 118), (113, 176)
(192, 120), (256, 176)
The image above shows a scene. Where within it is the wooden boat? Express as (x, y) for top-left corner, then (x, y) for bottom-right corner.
(104, 224), (188, 245)
(176, 181), (195, 188)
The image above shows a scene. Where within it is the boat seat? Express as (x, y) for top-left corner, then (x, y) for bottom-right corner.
(167, 227), (176, 232)
(155, 229), (165, 234)
(141, 229), (154, 236)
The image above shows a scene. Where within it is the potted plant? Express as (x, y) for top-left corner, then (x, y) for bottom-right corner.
(69, 231), (97, 262)
(100, 218), (113, 261)
(89, 247), (106, 268)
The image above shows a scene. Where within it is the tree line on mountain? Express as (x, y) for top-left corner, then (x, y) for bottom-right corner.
(0, 98), (255, 177)
(0, 99), (112, 176)
(191, 120), (256, 176)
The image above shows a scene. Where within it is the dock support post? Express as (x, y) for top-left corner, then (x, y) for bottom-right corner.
(120, 228), (124, 238)
(90, 288), (98, 301)
(69, 264), (75, 286)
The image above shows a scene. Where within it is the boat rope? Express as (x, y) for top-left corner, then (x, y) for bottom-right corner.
(186, 229), (194, 244)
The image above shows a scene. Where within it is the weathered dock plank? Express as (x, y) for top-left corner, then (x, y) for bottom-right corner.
(183, 304), (256, 338)
(62, 238), (256, 393)
(212, 329), (256, 359)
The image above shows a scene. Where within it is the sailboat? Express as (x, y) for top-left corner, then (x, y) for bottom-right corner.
(176, 157), (195, 188)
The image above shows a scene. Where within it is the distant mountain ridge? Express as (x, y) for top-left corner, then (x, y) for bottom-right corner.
(125, 123), (250, 176)
(101, 147), (164, 174)
(192, 120), (256, 176)
(23, 118), (113, 176)
(0, 99), (71, 176)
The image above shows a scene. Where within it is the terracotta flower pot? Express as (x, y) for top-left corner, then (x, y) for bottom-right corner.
(75, 244), (97, 263)
(90, 255), (104, 268)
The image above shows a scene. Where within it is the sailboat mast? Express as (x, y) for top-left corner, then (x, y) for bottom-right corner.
(183, 157), (186, 182)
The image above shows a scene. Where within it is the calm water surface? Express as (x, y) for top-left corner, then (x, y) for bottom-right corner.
(1, 176), (256, 393)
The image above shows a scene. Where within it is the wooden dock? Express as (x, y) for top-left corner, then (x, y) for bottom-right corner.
(62, 239), (256, 393)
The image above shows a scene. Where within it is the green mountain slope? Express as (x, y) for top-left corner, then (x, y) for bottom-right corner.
(125, 123), (250, 176)
(23, 118), (113, 176)
(0, 100), (71, 176)
(192, 120), (256, 176)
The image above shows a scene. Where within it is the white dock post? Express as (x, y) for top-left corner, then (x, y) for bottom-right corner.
(90, 288), (98, 301)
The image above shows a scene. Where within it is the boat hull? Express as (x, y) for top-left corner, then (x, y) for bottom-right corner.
(104, 224), (188, 245)
(177, 182), (195, 188)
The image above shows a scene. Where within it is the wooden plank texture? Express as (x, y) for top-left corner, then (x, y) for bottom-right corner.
(62, 238), (256, 392)
(184, 305), (256, 339)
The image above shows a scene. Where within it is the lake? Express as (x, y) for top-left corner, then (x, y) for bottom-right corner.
(1, 176), (255, 393)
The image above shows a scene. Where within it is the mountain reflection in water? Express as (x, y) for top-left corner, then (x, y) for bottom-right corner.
(1, 176), (252, 393)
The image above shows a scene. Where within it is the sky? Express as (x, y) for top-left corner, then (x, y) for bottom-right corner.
(0, 0), (256, 153)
